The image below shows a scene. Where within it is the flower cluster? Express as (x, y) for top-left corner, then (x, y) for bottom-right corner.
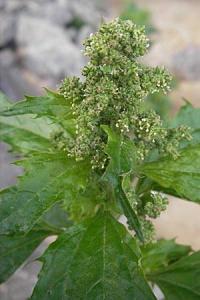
(140, 218), (156, 243)
(124, 180), (169, 242)
(59, 18), (174, 166)
(144, 191), (169, 218)
(139, 192), (168, 242)
(57, 18), (191, 242)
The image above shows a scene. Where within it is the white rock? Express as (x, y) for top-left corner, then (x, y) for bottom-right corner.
(3, 0), (27, 12)
(0, 13), (15, 47)
(70, 0), (107, 27)
(16, 15), (85, 77)
(25, 0), (73, 26)
(0, 0), (6, 10)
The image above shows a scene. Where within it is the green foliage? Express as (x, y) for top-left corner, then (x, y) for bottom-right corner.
(141, 239), (191, 275)
(141, 145), (200, 203)
(0, 153), (90, 235)
(120, 1), (177, 122)
(0, 230), (48, 283)
(1, 89), (72, 120)
(31, 212), (156, 300)
(0, 19), (200, 299)
(142, 240), (200, 300)
(171, 100), (200, 147)
(120, 1), (155, 35)
(145, 91), (172, 121)
(0, 203), (70, 283)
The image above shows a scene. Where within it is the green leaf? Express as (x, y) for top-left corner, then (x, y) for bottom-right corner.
(0, 123), (53, 154)
(102, 125), (137, 180)
(141, 144), (200, 203)
(118, 182), (144, 241)
(102, 126), (143, 241)
(64, 180), (105, 222)
(0, 230), (48, 283)
(120, 2), (155, 35)
(0, 153), (90, 235)
(0, 91), (12, 108)
(0, 201), (71, 283)
(145, 92), (172, 121)
(31, 211), (156, 300)
(141, 239), (191, 276)
(171, 101), (200, 147)
(172, 101), (200, 129)
(40, 202), (72, 233)
(0, 89), (72, 121)
(143, 241), (200, 300)
(0, 92), (63, 153)
(0, 91), (58, 137)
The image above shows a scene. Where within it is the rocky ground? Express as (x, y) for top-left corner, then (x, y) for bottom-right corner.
(0, 0), (110, 99)
(0, 0), (200, 299)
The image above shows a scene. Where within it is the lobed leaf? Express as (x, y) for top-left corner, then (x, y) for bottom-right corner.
(141, 144), (200, 203)
(0, 202), (71, 284)
(31, 211), (155, 300)
(0, 230), (49, 283)
(0, 123), (52, 154)
(143, 240), (200, 300)
(0, 89), (72, 121)
(141, 239), (191, 276)
(0, 92), (63, 153)
(0, 153), (90, 235)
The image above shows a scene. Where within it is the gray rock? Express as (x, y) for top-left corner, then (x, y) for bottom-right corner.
(67, 28), (78, 42)
(0, 13), (16, 47)
(24, 0), (108, 28)
(0, 50), (18, 99)
(70, 0), (107, 27)
(172, 45), (200, 80)
(0, 49), (42, 99)
(0, 0), (6, 10)
(3, 0), (27, 12)
(0, 49), (16, 67)
(16, 15), (85, 78)
(25, 0), (73, 26)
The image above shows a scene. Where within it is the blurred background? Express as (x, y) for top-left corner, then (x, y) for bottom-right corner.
(0, 0), (200, 299)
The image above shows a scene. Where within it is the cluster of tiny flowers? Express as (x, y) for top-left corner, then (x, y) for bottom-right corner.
(133, 111), (167, 160)
(125, 189), (168, 242)
(59, 18), (175, 167)
(58, 19), (192, 242)
(140, 218), (156, 243)
(123, 178), (168, 242)
(125, 187), (138, 211)
(139, 190), (168, 242)
(59, 77), (84, 107)
(160, 125), (192, 159)
(144, 191), (169, 219)
(50, 130), (68, 152)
